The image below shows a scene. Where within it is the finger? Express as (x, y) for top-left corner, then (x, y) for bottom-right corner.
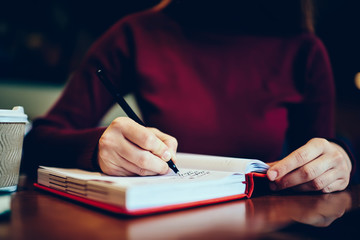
(98, 135), (129, 176)
(120, 119), (173, 162)
(114, 136), (169, 174)
(330, 142), (352, 170)
(267, 138), (327, 181)
(273, 154), (333, 190)
(291, 168), (341, 192)
(267, 161), (279, 168)
(149, 128), (178, 162)
(100, 157), (136, 176)
(322, 179), (349, 193)
(99, 125), (169, 175)
(98, 147), (136, 176)
(98, 141), (158, 176)
(104, 154), (158, 176)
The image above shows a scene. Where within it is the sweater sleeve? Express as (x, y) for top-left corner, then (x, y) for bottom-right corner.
(286, 35), (335, 151)
(22, 18), (137, 174)
(285, 35), (357, 182)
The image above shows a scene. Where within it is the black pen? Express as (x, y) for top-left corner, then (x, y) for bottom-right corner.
(96, 68), (180, 175)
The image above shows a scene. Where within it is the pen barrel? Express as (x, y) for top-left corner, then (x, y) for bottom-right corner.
(96, 68), (179, 174)
(96, 69), (144, 125)
(167, 160), (179, 173)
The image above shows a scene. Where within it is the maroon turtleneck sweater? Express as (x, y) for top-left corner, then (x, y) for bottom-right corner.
(23, 8), (335, 172)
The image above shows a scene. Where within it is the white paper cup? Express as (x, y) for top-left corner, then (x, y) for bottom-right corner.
(0, 106), (28, 192)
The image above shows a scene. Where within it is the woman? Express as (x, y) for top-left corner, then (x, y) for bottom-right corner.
(23, 0), (353, 193)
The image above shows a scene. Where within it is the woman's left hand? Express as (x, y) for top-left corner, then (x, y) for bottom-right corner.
(267, 138), (352, 193)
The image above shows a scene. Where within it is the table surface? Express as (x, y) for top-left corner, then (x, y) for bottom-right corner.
(1, 177), (360, 240)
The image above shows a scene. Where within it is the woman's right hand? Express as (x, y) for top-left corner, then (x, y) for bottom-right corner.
(98, 117), (178, 176)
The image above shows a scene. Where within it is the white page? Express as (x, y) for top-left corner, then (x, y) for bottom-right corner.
(176, 153), (269, 173)
(86, 169), (236, 190)
(40, 166), (236, 188)
(40, 153), (268, 190)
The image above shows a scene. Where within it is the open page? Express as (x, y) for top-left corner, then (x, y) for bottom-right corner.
(38, 166), (249, 210)
(176, 153), (269, 173)
(38, 152), (269, 193)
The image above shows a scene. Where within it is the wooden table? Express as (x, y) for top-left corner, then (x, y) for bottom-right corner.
(1, 177), (360, 240)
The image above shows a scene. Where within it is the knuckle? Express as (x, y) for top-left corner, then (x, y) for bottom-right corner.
(312, 177), (325, 191)
(332, 151), (343, 163)
(137, 154), (149, 168)
(142, 133), (157, 149)
(99, 134), (110, 147)
(294, 151), (308, 165)
(137, 167), (147, 176)
(98, 137), (106, 148)
(310, 138), (328, 148)
(302, 165), (317, 180)
(148, 127), (158, 133)
(113, 117), (130, 129)
(168, 137), (178, 149)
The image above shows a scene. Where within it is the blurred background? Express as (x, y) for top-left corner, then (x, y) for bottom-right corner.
(0, 0), (359, 150)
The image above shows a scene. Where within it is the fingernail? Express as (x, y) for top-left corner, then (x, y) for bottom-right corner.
(267, 170), (278, 181)
(162, 151), (171, 161)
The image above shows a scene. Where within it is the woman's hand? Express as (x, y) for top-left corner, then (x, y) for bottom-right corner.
(98, 117), (178, 176)
(267, 138), (352, 193)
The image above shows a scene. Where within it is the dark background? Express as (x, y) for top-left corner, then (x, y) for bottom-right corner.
(0, 0), (161, 84)
(0, 1), (359, 100)
(0, 0), (359, 148)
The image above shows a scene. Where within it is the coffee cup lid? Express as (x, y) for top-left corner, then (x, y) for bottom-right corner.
(0, 106), (28, 123)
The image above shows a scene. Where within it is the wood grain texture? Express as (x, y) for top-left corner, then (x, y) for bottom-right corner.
(2, 179), (360, 240)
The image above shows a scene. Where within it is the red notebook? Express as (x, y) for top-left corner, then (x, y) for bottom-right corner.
(35, 153), (269, 216)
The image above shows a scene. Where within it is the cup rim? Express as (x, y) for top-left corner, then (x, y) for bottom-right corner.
(0, 106), (28, 123)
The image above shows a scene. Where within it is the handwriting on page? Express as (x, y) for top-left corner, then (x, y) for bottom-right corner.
(179, 170), (211, 179)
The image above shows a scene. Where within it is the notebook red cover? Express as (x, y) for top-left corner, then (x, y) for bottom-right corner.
(34, 172), (266, 216)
